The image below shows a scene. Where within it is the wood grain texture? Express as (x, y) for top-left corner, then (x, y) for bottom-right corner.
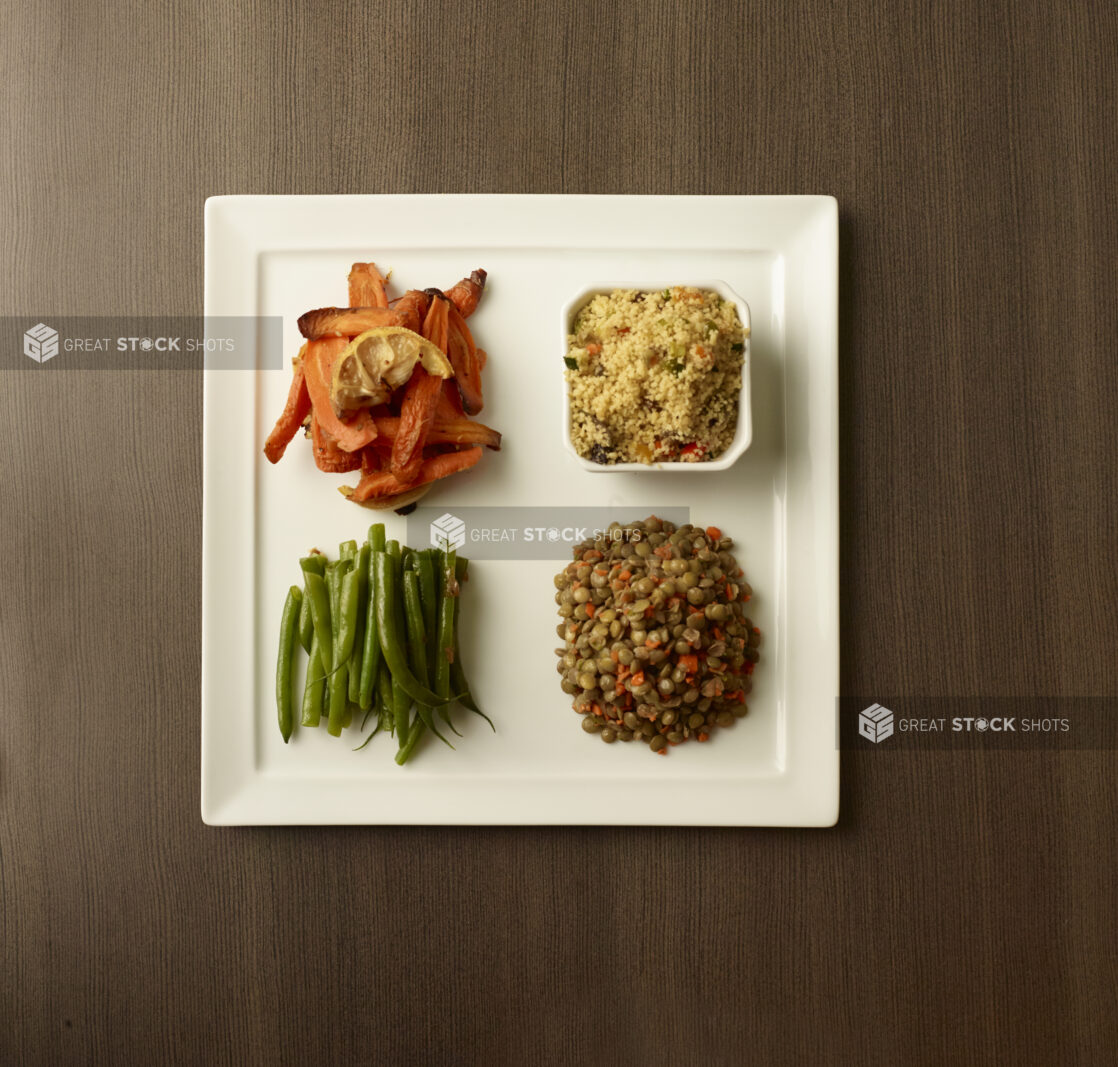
(2, 0), (1116, 1063)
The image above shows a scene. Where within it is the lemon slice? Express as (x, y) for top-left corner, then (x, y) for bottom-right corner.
(330, 327), (454, 414)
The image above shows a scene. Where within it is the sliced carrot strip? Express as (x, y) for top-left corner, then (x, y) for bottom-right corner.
(391, 369), (443, 475)
(311, 413), (362, 473)
(447, 303), (484, 415)
(443, 269), (486, 318)
(372, 415), (500, 450)
(297, 306), (406, 339)
(263, 348), (312, 463)
(389, 294), (451, 474)
(437, 378), (464, 419)
(421, 290), (450, 351)
(390, 289), (430, 334)
(302, 339), (379, 452)
(347, 263), (389, 308)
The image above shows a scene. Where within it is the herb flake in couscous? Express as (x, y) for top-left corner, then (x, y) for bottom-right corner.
(565, 287), (746, 464)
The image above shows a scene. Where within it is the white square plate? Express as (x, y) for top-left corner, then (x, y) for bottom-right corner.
(202, 194), (839, 826)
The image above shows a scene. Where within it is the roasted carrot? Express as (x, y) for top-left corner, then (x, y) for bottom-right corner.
(361, 444), (383, 473)
(390, 294), (451, 475)
(391, 371), (444, 474)
(302, 339), (379, 452)
(348, 447), (483, 502)
(421, 289), (450, 350)
(446, 303), (484, 415)
(390, 289), (430, 334)
(347, 263), (389, 308)
(372, 415), (501, 450)
(311, 413), (363, 473)
(443, 269), (486, 318)
(297, 306), (406, 340)
(437, 379), (463, 418)
(263, 347), (312, 463)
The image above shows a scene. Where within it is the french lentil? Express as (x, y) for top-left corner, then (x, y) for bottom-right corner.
(554, 517), (760, 754)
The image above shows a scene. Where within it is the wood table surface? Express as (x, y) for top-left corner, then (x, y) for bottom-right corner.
(2, 1), (1116, 1063)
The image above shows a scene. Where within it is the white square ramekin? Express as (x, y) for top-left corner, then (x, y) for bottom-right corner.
(561, 281), (752, 472)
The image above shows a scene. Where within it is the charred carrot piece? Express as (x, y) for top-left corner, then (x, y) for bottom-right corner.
(443, 269), (486, 319)
(349, 447), (483, 502)
(390, 294), (450, 475)
(347, 263), (389, 308)
(303, 339), (379, 452)
(311, 413), (363, 473)
(389, 289), (430, 334)
(264, 346), (312, 463)
(446, 303), (484, 415)
(297, 306), (406, 339)
(372, 415), (501, 451)
(421, 290), (450, 350)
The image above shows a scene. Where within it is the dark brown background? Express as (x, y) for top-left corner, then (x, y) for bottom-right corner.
(2, 0), (1116, 1063)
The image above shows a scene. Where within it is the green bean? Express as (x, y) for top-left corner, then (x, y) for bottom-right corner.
(394, 715), (426, 765)
(369, 523), (386, 554)
(359, 552), (382, 711)
(404, 572), (452, 748)
(327, 664), (348, 736)
(301, 632), (325, 727)
(296, 587), (313, 654)
(276, 585), (302, 742)
(401, 571), (429, 681)
(385, 539), (400, 562)
(336, 566), (360, 665)
(417, 551), (438, 654)
(303, 572), (333, 673)
(393, 679), (411, 750)
(299, 554), (327, 583)
(326, 557), (353, 659)
(435, 557), (455, 697)
(375, 665), (397, 739)
(328, 557), (352, 618)
(357, 541), (381, 710)
(434, 564), (462, 737)
(373, 552), (450, 708)
(298, 554), (326, 655)
(347, 545), (369, 704)
(326, 566), (359, 737)
(339, 539), (358, 564)
(401, 546), (416, 572)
